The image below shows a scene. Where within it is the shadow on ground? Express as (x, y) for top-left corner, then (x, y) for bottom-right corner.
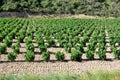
(0, 12), (28, 18)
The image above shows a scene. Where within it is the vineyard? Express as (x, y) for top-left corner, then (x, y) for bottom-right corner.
(0, 18), (120, 62)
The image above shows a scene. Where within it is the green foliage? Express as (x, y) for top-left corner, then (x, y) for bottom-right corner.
(3, 36), (12, 47)
(105, 0), (111, 5)
(0, 0), (119, 17)
(71, 49), (82, 61)
(17, 35), (25, 43)
(0, 71), (120, 80)
(55, 51), (65, 61)
(0, 34), (4, 41)
(98, 43), (106, 51)
(113, 49), (120, 60)
(39, 45), (47, 52)
(0, 44), (6, 54)
(75, 44), (84, 53)
(88, 43), (96, 51)
(25, 37), (34, 51)
(64, 43), (72, 53)
(1, 0), (19, 11)
(48, 39), (56, 47)
(7, 52), (17, 61)
(26, 44), (34, 52)
(42, 51), (50, 62)
(97, 50), (106, 60)
(25, 50), (35, 62)
(12, 43), (20, 53)
(36, 36), (44, 45)
(25, 37), (32, 45)
(86, 50), (94, 60)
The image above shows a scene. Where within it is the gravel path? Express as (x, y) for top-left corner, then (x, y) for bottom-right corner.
(0, 54), (119, 75)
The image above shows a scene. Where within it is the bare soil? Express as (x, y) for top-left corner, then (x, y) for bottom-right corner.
(0, 12), (28, 18)
(0, 12), (109, 18)
(0, 54), (119, 75)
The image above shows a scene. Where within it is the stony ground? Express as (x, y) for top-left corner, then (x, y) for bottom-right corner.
(0, 53), (120, 75)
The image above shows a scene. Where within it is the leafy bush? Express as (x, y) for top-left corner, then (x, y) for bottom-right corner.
(0, 0), (119, 17)
(0, 44), (6, 54)
(48, 39), (56, 47)
(36, 35), (44, 44)
(25, 50), (35, 62)
(42, 52), (50, 62)
(3, 37), (12, 47)
(80, 40), (86, 47)
(55, 51), (65, 61)
(0, 34), (3, 41)
(71, 49), (82, 61)
(59, 39), (67, 47)
(7, 52), (17, 61)
(17, 35), (25, 42)
(88, 43), (96, 51)
(83, 36), (89, 42)
(39, 45), (47, 52)
(26, 44), (34, 52)
(75, 44), (84, 53)
(12, 43), (20, 53)
(37, 39), (44, 45)
(86, 50), (94, 60)
(25, 37), (32, 45)
(111, 45), (116, 52)
(64, 43), (72, 53)
(73, 36), (80, 42)
(98, 43), (106, 51)
(97, 50), (106, 60)
(113, 49), (120, 60)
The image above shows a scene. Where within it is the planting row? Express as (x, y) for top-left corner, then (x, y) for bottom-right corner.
(0, 18), (120, 61)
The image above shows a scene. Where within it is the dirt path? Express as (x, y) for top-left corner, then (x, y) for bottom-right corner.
(0, 12), (101, 18)
(0, 58), (119, 75)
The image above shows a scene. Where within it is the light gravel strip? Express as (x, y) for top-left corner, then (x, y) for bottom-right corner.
(0, 54), (119, 75)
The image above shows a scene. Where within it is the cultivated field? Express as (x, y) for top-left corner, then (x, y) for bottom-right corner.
(0, 18), (120, 75)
